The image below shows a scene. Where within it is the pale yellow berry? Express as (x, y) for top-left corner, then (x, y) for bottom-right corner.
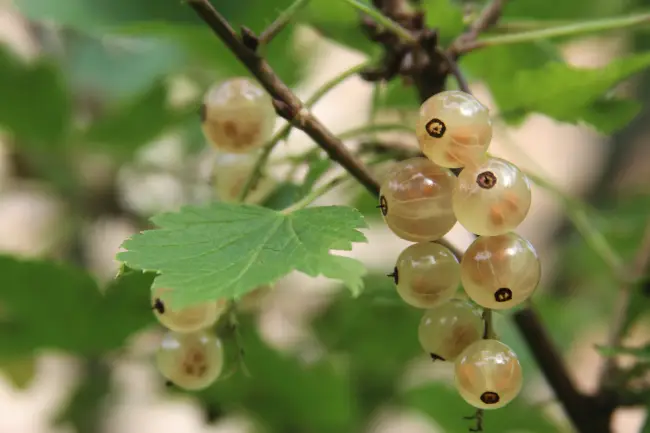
(460, 233), (541, 309)
(201, 78), (276, 153)
(416, 90), (492, 168)
(156, 331), (224, 391)
(212, 153), (275, 204)
(394, 242), (460, 309)
(452, 157), (531, 236)
(454, 339), (523, 409)
(418, 299), (484, 361)
(379, 157), (457, 242)
(152, 287), (227, 333)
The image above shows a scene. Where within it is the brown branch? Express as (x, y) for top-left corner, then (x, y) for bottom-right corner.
(598, 218), (650, 389)
(186, 0), (380, 196)
(513, 307), (612, 433)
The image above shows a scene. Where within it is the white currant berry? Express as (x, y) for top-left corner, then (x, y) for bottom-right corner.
(212, 153), (275, 204)
(416, 90), (492, 169)
(378, 157), (457, 242)
(455, 339), (523, 409)
(418, 299), (484, 362)
(452, 157), (531, 236)
(393, 242), (460, 309)
(156, 331), (224, 391)
(461, 233), (541, 309)
(152, 287), (227, 333)
(201, 77), (276, 153)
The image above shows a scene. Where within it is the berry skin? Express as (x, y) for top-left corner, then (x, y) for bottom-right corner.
(212, 153), (275, 204)
(416, 90), (492, 169)
(156, 331), (224, 391)
(394, 242), (460, 309)
(418, 299), (484, 362)
(152, 287), (227, 333)
(201, 78), (276, 153)
(460, 233), (541, 310)
(452, 157), (531, 236)
(454, 339), (523, 409)
(378, 157), (457, 242)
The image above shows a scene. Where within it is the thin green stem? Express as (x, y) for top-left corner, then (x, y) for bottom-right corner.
(341, 0), (417, 44)
(281, 175), (349, 214)
(258, 0), (310, 46)
(466, 12), (650, 51)
(337, 123), (414, 140)
(238, 61), (370, 202)
(483, 308), (496, 339)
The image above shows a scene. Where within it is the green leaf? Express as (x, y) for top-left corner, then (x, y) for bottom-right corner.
(0, 45), (71, 145)
(261, 182), (303, 211)
(61, 32), (186, 102)
(118, 203), (369, 308)
(0, 357), (36, 389)
(299, 0), (377, 55)
(596, 344), (650, 360)
(479, 52), (650, 132)
(0, 256), (155, 355)
(83, 81), (194, 157)
(422, 0), (465, 45)
(503, 0), (630, 20)
(405, 383), (562, 432)
(199, 323), (360, 432)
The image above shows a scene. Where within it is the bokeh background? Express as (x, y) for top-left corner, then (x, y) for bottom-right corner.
(0, 0), (649, 432)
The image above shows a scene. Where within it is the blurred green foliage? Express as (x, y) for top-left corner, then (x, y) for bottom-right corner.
(0, 0), (649, 431)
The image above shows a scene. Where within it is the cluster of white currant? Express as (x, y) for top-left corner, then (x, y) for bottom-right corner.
(379, 90), (541, 410)
(150, 77), (278, 391)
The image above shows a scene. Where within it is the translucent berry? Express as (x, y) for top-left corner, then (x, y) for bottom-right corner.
(156, 331), (224, 391)
(152, 287), (227, 333)
(201, 77), (276, 153)
(455, 339), (523, 409)
(452, 157), (531, 236)
(393, 242), (460, 309)
(416, 90), (492, 168)
(212, 153), (275, 204)
(460, 233), (540, 310)
(378, 157), (457, 242)
(418, 299), (484, 362)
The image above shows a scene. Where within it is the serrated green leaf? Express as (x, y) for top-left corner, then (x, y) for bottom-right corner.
(405, 384), (563, 432)
(0, 256), (155, 355)
(118, 203), (369, 307)
(83, 81), (193, 157)
(0, 45), (71, 145)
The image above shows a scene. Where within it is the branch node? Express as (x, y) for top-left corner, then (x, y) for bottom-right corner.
(240, 26), (259, 51)
(272, 99), (308, 128)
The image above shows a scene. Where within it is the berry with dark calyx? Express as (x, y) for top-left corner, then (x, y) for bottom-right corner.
(394, 242), (460, 309)
(452, 157), (532, 236)
(156, 331), (224, 391)
(201, 78), (276, 153)
(460, 233), (541, 310)
(416, 90), (492, 169)
(418, 299), (484, 362)
(152, 287), (227, 333)
(455, 339), (523, 409)
(379, 157), (457, 242)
